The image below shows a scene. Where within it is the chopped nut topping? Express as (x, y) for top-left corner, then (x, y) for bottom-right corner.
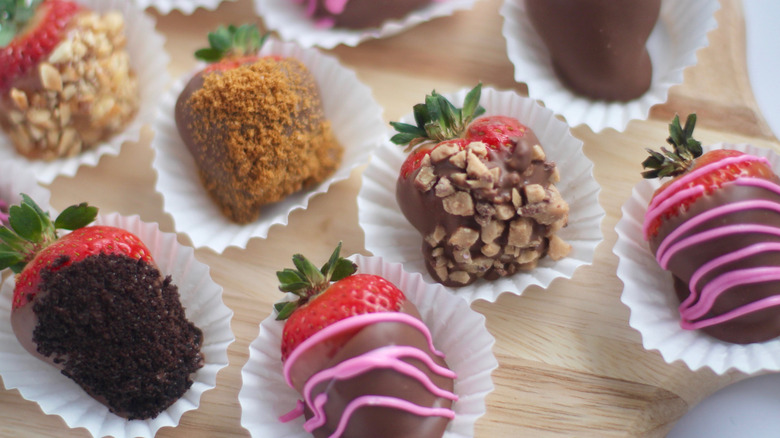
(481, 242), (500, 257)
(414, 162), (437, 192)
(548, 235), (572, 260)
(495, 204), (515, 221)
(508, 217), (533, 247)
(481, 219), (505, 244)
(430, 142), (461, 162)
(431, 247), (444, 258)
(450, 172), (468, 187)
(10, 88), (28, 110)
(549, 167), (561, 183)
(525, 184), (546, 204)
(442, 191), (474, 216)
(449, 271), (471, 284)
(449, 150), (467, 168)
(512, 188), (522, 208)
(531, 144), (546, 161)
(425, 225), (447, 247)
(468, 141), (488, 157)
(466, 149), (491, 180)
(449, 227), (480, 248)
(516, 249), (540, 264)
(452, 248), (472, 264)
(435, 177), (455, 198)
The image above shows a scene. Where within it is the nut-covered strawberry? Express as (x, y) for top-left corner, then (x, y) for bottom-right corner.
(174, 24), (342, 224)
(0, 196), (204, 419)
(392, 84), (571, 287)
(643, 114), (780, 344)
(0, 0), (139, 160)
(275, 243), (457, 438)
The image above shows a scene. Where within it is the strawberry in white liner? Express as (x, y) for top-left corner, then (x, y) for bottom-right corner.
(642, 114), (780, 344)
(0, 196), (204, 419)
(275, 243), (457, 438)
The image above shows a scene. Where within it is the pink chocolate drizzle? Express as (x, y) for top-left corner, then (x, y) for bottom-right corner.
(280, 312), (457, 437)
(645, 165), (780, 330)
(290, 0), (444, 28)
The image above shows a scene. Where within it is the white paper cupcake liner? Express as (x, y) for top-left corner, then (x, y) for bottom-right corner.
(151, 38), (385, 253)
(501, 0), (719, 132)
(255, 0), (478, 49)
(615, 142), (780, 374)
(0, 162), (52, 226)
(0, 213), (234, 437)
(238, 253), (497, 437)
(358, 87), (604, 303)
(0, 0), (169, 185)
(134, 0), (235, 15)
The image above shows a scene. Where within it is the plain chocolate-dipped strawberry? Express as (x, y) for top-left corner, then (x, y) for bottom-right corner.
(297, 0), (436, 29)
(643, 114), (780, 344)
(391, 84), (571, 287)
(174, 24), (341, 224)
(525, 0), (661, 101)
(0, 0), (139, 160)
(275, 243), (457, 438)
(0, 196), (204, 419)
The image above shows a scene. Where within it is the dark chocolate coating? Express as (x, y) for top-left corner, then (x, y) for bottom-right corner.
(288, 302), (454, 438)
(310, 0), (433, 29)
(396, 130), (567, 287)
(649, 181), (780, 344)
(525, 0), (661, 101)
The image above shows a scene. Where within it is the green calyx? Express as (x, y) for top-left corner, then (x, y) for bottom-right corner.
(390, 83), (486, 152)
(0, 194), (97, 273)
(641, 113), (703, 179)
(194, 24), (268, 63)
(0, 0), (42, 47)
(274, 242), (357, 321)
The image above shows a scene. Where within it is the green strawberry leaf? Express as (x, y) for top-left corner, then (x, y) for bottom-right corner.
(292, 253), (325, 285)
(330, 258), (357, 282)
(275, 301), (299, 320)
(0, 245), (24, 270)
(8, 203), (42, 242)
(195, 48), (223, 63)
(54, 203), (97, 230)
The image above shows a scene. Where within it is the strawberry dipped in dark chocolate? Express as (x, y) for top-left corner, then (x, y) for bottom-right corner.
(295, 0), (439, 29)
(175, 25), (341, 224)
(0, 196), (203, 419)
(643, 114), (780, 344)
(392, 84), (571, 287)
(525, 0), (661, 101)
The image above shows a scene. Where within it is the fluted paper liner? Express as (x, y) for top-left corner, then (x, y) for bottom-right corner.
(134, 0), (235, 14)
(615, 143), (780, 374)
(0, 0), (169, 184)
(255, 0), (477, 49)
(501, 0), (719, 132)
(0, 213), (234, 437)
(151, 38), (385, 253)
(358, 87), (604, 303)
(238, 254), (497, 437)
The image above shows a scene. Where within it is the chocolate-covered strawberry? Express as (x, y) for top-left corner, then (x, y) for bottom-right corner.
(643, 114), (780, 344)
(0, 196), (203, 419)
(392, 84), (571, 287)
(276, 243), (457, 438)
(296, 0), (436, 29)
(175, 24), (342, 224)
(0, 0), (139, 160)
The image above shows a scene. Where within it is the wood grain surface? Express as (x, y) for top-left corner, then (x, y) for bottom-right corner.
(1, 0), (777, 436)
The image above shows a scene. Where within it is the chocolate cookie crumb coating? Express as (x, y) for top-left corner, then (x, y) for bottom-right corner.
(175, 57), (342, 224)
(13, 253), (203, 419)
(525, 0), (660, 101)
(397, 129), (570, 287)
(304, 0), (435, 29)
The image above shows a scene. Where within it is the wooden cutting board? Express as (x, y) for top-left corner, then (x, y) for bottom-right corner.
(1, 0), (776, 436)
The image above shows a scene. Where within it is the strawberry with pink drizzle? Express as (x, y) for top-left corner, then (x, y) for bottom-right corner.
(275, 243), (457, 437)
(642, 114), (780, 344)
(292, 0), (444, 29)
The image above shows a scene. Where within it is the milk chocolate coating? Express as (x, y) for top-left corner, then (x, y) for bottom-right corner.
(649, 181), (780, 344)
(288, 302), (454, 438)
(310, 0), (433, 29)
(525, 0), (661, 101)
(396, 131), (568, 287)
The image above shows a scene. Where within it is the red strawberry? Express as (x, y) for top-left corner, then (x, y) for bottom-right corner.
(641, 114), (775, 239)
(275, 243), (404, 361)
(391, 84), (571, 287)
(0, 195), (204, 419)
(0, 0), (81, 91)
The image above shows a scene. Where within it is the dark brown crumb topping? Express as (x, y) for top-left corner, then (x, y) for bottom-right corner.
(32, 253), (204, 420)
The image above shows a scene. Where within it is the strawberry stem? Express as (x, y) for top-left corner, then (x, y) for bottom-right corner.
(274, 242), (357, 320)
(390, 83), (486, 153)
(641, 113), (703, 179)
(194, 24), (268, 63)
(0, 0), (42, 47)
(0, 195), (97, 273)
